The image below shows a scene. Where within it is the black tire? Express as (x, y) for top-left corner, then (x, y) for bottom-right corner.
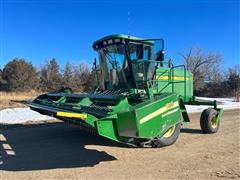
(200, 108), (219, 133)
(152, 123), (181, 148)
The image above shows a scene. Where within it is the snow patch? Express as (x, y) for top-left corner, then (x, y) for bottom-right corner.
(0, 107), (55, 124)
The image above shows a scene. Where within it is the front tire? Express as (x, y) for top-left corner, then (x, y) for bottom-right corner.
(200, 108), (219, 133)
(152, 123), (181, 147)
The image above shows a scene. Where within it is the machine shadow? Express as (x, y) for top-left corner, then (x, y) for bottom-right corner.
(0, 123), (121, 171)
(180, 128), (202, 134)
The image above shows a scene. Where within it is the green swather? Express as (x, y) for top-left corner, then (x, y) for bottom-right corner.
(24, 34), (223, 147)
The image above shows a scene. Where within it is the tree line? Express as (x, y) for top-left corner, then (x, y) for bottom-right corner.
(181, 47), (239, 100)
(0, 58), (96, 92)
(0, 48), (239, 100)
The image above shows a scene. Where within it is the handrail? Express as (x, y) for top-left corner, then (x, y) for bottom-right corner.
(131, 59), (187, 99)
(132, 59), (173, 92)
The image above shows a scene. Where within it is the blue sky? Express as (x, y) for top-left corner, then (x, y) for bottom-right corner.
(0, 0), (239, 70)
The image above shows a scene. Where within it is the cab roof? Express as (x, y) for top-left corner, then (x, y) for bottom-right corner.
(92, 34), (154, 50)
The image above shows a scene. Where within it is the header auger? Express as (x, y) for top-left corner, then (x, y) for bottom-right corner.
(24, 34), (223, 147)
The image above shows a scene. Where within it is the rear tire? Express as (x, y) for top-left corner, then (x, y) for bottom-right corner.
(200, 108), (219, 133)
(152, 123), (181, 148)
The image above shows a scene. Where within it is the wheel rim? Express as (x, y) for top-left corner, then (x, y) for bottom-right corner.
(163, 125), (176, 138)
(211, 116), (217, 129)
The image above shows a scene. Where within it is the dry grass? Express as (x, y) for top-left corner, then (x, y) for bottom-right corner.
(0, 90), (41, 109)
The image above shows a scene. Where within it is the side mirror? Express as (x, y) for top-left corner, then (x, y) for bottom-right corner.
(93, 58), (97, 70)
(93, 58), (100, 91)
(156, 50), (164, 62)
(156, 51), (165, 67)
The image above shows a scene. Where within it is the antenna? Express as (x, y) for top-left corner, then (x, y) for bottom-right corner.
(127, 7), (131, 36)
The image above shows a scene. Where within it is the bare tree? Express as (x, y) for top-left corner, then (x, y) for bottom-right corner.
(62, 62), (73, 88)
(79, 63), (94, 92)
(227, 65), (240, 101)
(71, 67), (83, 92)
(179, 46), (223, 93)
(73, 62), (95, 92)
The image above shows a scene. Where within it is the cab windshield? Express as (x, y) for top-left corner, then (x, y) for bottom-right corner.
(96, 41), (155, 91)
(98, 44), (133, 90)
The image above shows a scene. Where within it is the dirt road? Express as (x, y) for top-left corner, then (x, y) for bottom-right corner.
(0, 109), (239, 179)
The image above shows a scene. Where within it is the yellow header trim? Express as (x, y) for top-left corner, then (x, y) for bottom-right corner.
(139, 101), (179, 124)
(156, 75), (189, 81)
(57, 112), (88, 119)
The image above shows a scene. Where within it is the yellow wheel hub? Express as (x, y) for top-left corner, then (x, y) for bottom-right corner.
(163, 125), (176, 138)
(211, 116), (217, 129)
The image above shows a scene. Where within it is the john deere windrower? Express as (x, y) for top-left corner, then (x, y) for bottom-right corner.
(25, 34), (223, 147)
